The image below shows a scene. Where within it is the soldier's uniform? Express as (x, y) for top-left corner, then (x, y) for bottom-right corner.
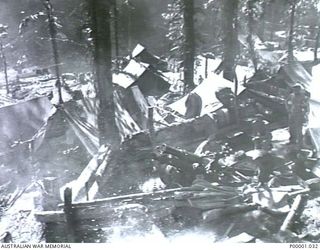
(285, 85), (309, 147)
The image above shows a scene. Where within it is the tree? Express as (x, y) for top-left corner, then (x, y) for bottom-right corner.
(311, 1), (320, 62)
(0, 24), (9, 94)
(182, 0), (195, 89)
(19, 0), (63, 103)
(43, 0), (63, 104)
(246, 0), (258, 72)
(163, 0), (195, 90)
(163, 0), (184, 69)
(314, 25), (320, 62)
(112, 0), (120, 67)
(222, 0), (238, 81)
(288, 0), (297, 63)
(87, 0), (119, 145)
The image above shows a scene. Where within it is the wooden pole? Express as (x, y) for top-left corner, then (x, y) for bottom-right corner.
(43, 0), (63, 104)
(64, 187), (76, 242)
(314, 25), (320, 63)
(288, 0), (296, 63)
(280, 194), (303, 232)
(148, 107), (154, 134)
(205, 57), (208, 79)
(85, 181), (89, 201)
(234, 74), (240, 124)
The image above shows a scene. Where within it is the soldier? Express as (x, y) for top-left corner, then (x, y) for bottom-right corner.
(185, 92), (202, 119)
(285, 85), (309, 148)
(215, 87), (238, 122)
(251, 114), (272, 151)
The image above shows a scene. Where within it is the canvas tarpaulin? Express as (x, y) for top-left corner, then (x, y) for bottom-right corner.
(168, 73), (245, 117)
(0, 96), (54, 153)
(114, 90), (142, 141)
(62, 107), (99, 156)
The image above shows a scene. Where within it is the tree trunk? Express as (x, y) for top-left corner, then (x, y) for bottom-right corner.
(259, 1), (267, 41)
(113, 0), (120, 68)
(127, 4), (132, 52)
(43, 0), (63, 104)
(247, 0), (258, 72)
(288, 0), (296, 63)
(182, 0), (195, 89)
(0, 40), (9, 94)
(222, 0), (238, 82)
(89, 0), (119, 145)
(314, 25), (320, 63)
(269, 2), (274, 41)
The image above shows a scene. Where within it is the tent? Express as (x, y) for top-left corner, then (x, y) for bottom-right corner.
(113, 59), (170, 97)
(168, 73), (245, 117)
(0, 96), (54, 154)
(130, 43), (168, 71)
(114, 90), (142, 141)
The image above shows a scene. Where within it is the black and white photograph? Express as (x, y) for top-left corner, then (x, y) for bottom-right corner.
(0, 0), (319, 247)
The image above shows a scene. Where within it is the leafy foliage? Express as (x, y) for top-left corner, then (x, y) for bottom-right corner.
(162, 0), (184, 68)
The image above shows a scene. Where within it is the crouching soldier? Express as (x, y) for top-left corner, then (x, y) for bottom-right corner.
(251, 114), (272, 151)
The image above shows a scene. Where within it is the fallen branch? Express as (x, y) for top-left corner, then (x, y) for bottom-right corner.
(280, 194), (303, 232)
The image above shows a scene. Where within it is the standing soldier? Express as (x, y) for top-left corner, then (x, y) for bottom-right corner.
(286, 85), (309, 148)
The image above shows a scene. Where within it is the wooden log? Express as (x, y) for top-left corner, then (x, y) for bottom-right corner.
(38, 186), (246, 224)
(87, 147), (113, 200)
(205, 57), (208, 78)
(34, 206), (116, 223)
(36, 185), (248, 225)
(58, 187), (188, 208)
(64, 188), (75, 243)
(61, 145), (111, 202)
(36, 202), (167, 224)
(148, 107), (154, 134)
(280, 194), (303, 232)
(59, 184), (241, 209)
(94, 147), (112, 183)
(85, 182), (89, 201)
